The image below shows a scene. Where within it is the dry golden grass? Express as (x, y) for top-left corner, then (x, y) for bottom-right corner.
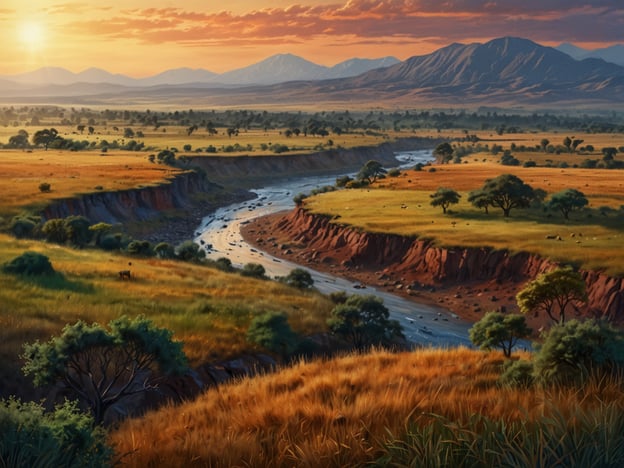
(305, 160), (624, 275)
(109, 347), (623, 467)
(0, 149), (183, 218)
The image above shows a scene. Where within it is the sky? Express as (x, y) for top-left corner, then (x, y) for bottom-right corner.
(1, 0), (622, 77)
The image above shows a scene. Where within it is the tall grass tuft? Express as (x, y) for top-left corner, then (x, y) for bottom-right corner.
(379, 402), (624, 467)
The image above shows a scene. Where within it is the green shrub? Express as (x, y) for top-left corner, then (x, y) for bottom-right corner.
(499, 359), (534, 388)
(3, 251), (55, 276)
(214, 257), (234, 272)
(175, 240), (205, 262)
(9, 215), (40, 239)
(38, 182), (51, 193)
(281, 268), (314, 289)
(241, 263), (266, 279)
(534, 319), (624, 385)
(0, 398), (112, 467)
(247, 311), (299, 357)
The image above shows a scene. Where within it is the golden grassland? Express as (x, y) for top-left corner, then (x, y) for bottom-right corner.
(304, 160), (624, 275)
(0, 234), (333, 396)
(109, 347), (624, 467)
(0, 124), (401, 158)
(0, 149), (184, 218)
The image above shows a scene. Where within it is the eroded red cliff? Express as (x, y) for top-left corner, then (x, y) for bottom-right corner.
(272, 207), (623, 321)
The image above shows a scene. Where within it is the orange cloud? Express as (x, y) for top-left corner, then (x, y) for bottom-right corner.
(61, 0), (623, 47)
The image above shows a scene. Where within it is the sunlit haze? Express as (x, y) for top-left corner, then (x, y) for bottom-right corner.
(0, 0), (622, 76)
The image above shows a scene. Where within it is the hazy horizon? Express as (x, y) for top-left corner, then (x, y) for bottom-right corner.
(1, 1), (622, 77)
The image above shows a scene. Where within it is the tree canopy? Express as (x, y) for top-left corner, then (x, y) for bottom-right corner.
(32, 128), (60, 150)
(429, 187), (461, 214)
(433, 142), (454, 163)
(516, 267), (588, 324)
(22, 316), (188, 425)
(467, 189), (493, 214)
(547, 189), (588, 219)
(327, 294), (404, 349)
(478, 174), (536, 217)
(469, 312), (531, 358)
(357, 160), (387, 184)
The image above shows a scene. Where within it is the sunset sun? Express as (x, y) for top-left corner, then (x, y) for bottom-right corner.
(17, 21), (45, 50)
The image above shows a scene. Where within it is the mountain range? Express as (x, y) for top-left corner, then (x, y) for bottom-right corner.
(1, 55), (399, 87)
(556, 43), (624, 67)
(1, 37), (623, 107)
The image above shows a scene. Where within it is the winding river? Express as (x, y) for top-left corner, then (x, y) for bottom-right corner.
(195, 150), (473, 347)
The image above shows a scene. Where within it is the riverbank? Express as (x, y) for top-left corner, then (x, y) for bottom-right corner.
(240, 211), (510, 325)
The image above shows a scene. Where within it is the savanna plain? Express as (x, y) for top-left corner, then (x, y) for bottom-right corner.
(1, 107), (624, 467)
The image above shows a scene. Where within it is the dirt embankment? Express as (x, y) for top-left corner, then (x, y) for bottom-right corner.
(242, 207), (624, 325)
(38, 138), (438, 243)
(190, 137), (440, 185)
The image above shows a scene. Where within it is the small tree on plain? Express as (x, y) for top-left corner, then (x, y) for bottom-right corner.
(469, 312), (531, 358)
(22, 316), (188, 425)
(467, 189), (492, 214)
(478, 174), (536, 217)
(429, 187), (461, 214)
(516, 267), (588, 324)
(433, 142), (453, 163)
(357, 160), (386, 184)
(547, 189), (588, 220)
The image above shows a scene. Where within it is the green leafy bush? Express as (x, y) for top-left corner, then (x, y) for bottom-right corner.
(0, 398), (112, 467)
(534, 319), (624, 385)
(247, 311), (299, 357)
(499, 359), (534, 388)
(3, 251), (55, 276)
(241, 263), (266, 279)
(281, 268), (314, 289)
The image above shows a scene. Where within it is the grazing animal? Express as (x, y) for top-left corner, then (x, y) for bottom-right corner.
(118, 270), (132, 280)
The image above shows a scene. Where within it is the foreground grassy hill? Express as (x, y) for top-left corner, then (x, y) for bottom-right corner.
(110, 347), (624, 467)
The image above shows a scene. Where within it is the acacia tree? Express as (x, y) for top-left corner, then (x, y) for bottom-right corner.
(467, 188), (492, 214)
(547, 189), (588, 219)
(433, 142), (454, 163)
(357, 160), (387, 184)
(516, 267), (588, 324)
(429, 187), (461, 214)
(22, 316), (188, 425)
(469, 312), (531, 358)
(327, 294), (404, 349)
(32, 128), (59, 150)
(478, 174), (536, 217)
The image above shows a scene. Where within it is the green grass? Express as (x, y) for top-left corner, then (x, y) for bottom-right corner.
(0, 234), (333, 399)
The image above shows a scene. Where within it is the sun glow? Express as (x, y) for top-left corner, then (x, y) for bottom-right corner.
(17, 21), (46, 50)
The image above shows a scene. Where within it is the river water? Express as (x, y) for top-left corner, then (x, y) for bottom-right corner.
(195, 150), (473, 347)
